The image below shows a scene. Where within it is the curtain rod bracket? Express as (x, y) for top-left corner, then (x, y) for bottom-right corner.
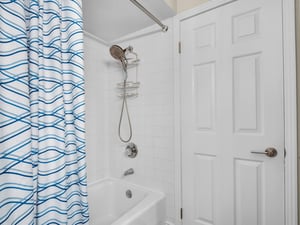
(162, 25), (168, 32)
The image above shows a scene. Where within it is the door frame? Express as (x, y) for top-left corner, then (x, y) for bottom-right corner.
(173, 0), (298, 224)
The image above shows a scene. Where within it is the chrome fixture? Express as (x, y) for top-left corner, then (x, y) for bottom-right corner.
(115, 47), (140, 99)
(125, 143), (138, 158)
(116, 81), (140, 99)
(251, 147), (278, 158)
(110, 45), (134, 79)
(110, 45), (127, 76)
(124, 168), (134, 176)
(129, 0), (168, 32)
(126, 190), (133, 198)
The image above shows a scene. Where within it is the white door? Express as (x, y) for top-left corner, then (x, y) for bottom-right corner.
(180, 0), (284, 224)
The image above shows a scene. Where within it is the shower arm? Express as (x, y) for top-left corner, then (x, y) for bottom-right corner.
(129, 0), (168, 32)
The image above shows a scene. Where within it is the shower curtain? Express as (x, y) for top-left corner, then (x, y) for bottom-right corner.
(0, 0), (89, 224)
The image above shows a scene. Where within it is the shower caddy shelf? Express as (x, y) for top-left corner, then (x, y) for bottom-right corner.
(116, 81), (140, 98)
(116, 59), (140, 99)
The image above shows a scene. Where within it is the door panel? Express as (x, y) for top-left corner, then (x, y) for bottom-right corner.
(180, 0), (284, 224)
(234, 159), (263, 225)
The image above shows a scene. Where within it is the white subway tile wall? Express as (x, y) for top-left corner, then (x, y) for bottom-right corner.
(85, 35), (110, 183)
(107, 20), (175, 223)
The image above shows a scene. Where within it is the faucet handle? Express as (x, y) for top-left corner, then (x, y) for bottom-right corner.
(125, 143), (138, 158)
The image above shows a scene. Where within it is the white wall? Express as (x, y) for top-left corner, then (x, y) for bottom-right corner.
(296, 0), (300, 222)
(164, 0), (210, 12)
(177, 0), (209, 12)
(106, 19), (176, 223)
(84, 35), (109, 184)
(164, 0), (177, 11)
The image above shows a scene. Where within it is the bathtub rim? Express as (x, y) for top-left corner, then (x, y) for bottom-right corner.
(88, 177), (165, 198)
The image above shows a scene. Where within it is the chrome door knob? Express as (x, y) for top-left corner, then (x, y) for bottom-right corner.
(251, 148), (278, 158)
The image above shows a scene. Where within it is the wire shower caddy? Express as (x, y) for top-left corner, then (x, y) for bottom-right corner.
(116, 54), (140, 98)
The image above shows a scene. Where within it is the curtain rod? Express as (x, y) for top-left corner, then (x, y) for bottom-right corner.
(129, 0), (168, 32)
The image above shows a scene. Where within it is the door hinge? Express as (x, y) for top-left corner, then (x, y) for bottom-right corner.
(180, 208), (183, 220)
(178, 41), (182, 54)
(284, 148), (286, 158)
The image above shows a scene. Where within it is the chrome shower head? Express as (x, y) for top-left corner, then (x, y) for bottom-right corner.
(110, 45), (125, 61)
(110, 45), (128, 79)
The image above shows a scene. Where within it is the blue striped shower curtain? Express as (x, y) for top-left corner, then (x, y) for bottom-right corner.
(0, 0), (89, 224)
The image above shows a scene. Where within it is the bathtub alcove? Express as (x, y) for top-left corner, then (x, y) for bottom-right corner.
(83, 0), (175, 224)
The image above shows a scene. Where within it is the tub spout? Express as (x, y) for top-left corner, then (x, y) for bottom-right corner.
(123, 168), (134, 176)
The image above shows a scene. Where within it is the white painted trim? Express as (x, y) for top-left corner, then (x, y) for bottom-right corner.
(283, 0), (298, 224)
(173, 0), (298, 225)
(173, 15), (182, 225)
(83, 31), (109, 46)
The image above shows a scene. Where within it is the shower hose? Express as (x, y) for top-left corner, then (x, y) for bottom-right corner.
(118, 78), (133, 143)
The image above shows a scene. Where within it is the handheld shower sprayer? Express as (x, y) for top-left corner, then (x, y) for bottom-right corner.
(110, 45), (128, 80)
(109, 45), (137, 143)
(109, 45), (136, 81)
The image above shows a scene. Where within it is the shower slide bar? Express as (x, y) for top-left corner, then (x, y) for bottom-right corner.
(129, 0), (168, 32)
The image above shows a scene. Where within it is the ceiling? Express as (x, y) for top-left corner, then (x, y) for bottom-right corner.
(83, 0), (176, 43)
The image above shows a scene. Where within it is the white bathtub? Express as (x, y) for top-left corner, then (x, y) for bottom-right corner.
(88, 178), (166, 225)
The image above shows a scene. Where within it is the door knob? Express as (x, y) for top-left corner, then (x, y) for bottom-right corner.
(251, 148), (278, 158)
